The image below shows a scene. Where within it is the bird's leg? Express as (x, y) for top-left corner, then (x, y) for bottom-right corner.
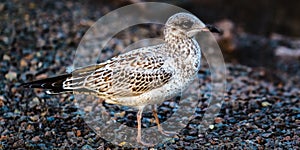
(152, 104), (177, 136)
(136, 107), (154, 147)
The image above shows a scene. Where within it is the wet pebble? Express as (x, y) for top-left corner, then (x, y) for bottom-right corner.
(67, 131), (75, 138)
(31, 136), (41, 142)
(5, 71), (17, 81)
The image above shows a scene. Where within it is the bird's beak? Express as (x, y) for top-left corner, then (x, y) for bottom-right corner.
(204, 24), (223, 34)
(187, 24), (223, 37)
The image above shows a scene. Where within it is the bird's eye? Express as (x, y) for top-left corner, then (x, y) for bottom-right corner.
(181, 20), (193, 29)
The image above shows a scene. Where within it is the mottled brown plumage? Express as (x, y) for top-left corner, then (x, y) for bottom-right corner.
(22, 12), (221, 147)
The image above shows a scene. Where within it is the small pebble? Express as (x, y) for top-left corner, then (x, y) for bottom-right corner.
(31, 136), (41, 142)
(214, 117), (224, 123)
(84, 106), (92, 112)
(30, 115), (39, 121)
(5, 71), (17, 81)
(262, 101), (272, 107)
(3, 54), (10, 61)
(20, 59), (28, 68)
(76, 130), (81, 137)
(67, 131), (75, 138)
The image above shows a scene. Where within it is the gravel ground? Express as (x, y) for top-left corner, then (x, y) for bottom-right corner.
(0, 0), (299, 149)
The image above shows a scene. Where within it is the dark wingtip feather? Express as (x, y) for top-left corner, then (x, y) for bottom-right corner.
(21, 74), (72, 92)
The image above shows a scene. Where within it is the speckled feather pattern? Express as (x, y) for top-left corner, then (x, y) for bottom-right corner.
(24, 13), (203, 108)
(62, 28), (201, 107)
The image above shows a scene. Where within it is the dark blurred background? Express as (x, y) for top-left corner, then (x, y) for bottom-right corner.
(183, 0), (300, 37)
(89, 0), (300, 82)
(95, 0), (300, 37)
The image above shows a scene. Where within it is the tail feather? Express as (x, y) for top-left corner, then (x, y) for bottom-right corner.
(21, 74), (72, 94)
(21, 64), (107, 94)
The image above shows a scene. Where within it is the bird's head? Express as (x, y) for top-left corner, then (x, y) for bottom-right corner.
(165, 12), (222, 38)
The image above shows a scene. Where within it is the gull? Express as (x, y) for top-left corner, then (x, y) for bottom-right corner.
(22, 12), (221, 146)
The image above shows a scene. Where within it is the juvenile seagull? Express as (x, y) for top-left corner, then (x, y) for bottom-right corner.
(22, 12), (221, 146)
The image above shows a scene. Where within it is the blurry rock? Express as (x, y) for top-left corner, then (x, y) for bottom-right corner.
(215, 19), (236, 53)
(28, 97), (40, 108)
(82, 145), (93, 150)
(3, 54), (10, 61)
(37, 38), (46, 48)
(11, 87), (17, 94)
(0, 96), (4, 107)
(0, 3), (4, 11)
(12, 139), (25, 148)
(275, 46), (300, 58)
(84, 106), (92, 112)
(20, 59), (28, 68)
(261, 101), (272, 107)
(24, 54), (34, 60)
(30, 115), (39, 121)
(76, 130), (81, 137)
(67, 131), (75, 138)
(31, 136), (41, 142)
(209, 125), (214, 130)
(45, 131), (52, 137)
(114, 111), (125, 118)
(5, 71), (17, 81)
(214, 117), (224, 124)
(1, 36), (9, 45)
(233, 34), (276, 67)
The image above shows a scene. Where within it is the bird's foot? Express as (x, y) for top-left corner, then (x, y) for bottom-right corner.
(158, 128), (177, 137)
(137, 137), (155, 147)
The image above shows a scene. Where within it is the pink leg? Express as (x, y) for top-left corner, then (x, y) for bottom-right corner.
(152, 105), (177, 136)
(136, 107), (154, 147)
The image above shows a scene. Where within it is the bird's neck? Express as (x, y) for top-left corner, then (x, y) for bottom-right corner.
(163, 28), (199, 58)
(163, 28), (202, 81)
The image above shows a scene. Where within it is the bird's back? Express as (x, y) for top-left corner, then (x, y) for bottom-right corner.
(22, 44), (176, 106)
